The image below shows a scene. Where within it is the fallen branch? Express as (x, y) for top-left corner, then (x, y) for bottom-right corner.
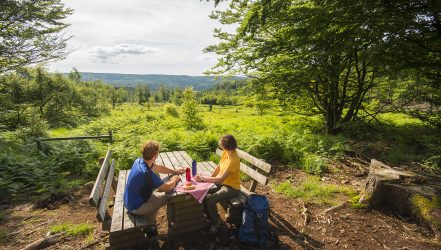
(322, 202), (348, 214)
(301, 201), (311, 226)
(21, 232), (65, 250)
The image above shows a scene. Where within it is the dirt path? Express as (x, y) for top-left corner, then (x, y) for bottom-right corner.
(1, 166), (439, 249)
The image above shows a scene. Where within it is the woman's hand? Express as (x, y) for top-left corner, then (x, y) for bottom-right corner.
(194, 174), (203, 182)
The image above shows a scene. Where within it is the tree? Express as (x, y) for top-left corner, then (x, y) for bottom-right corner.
(0, 0), (72, 73)
(136, 84), (144, 104)
(206, 0), (441, 133)
(181, 87), (203, 129)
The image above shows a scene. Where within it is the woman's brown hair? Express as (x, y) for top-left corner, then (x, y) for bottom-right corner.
(219, 134), (237, 151)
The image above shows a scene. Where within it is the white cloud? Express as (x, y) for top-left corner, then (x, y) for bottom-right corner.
(90, 44), (158, 63)
(48, 0), (235, 75)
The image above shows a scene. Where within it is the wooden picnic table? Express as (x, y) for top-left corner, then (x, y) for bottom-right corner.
(154, 151), (218, 235)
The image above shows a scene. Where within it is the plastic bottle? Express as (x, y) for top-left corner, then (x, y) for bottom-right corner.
(192, 159), (197, 177)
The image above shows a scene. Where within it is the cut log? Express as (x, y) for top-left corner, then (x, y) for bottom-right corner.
(359, 159), (441, 238)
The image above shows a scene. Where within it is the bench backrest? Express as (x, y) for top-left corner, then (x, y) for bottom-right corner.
(215, 148), (271, 194)
(88, 150), (115, 222)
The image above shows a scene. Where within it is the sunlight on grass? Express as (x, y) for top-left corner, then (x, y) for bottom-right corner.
(378, 113), (424, 126)
(49, 223), (93, 237)
(273, 176), (355, 205)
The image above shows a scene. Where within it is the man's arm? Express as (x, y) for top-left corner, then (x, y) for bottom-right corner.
(153, 164), (184, 175)
(157, 175), (181, 192)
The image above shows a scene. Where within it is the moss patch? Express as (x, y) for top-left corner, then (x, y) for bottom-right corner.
(350, 195), (367, 209)
(49, 223), (94, 237)
(273, 176), (355, 205)
(411, 195), (441, 229)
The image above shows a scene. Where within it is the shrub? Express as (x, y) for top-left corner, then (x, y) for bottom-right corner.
(163, 103), (179, 118)
(248, 136), (285, 162)
(302, 153), (327, 175)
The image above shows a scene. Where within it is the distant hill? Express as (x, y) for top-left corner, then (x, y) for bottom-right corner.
(78, 72), (241, 90)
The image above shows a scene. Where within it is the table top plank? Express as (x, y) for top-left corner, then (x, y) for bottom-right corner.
(158, 153), (178, 197)
(178, 151), (193, 164)
(197, 161), (214, 176)
(166, 151), (185, 183)
(156, 153), (170, 180)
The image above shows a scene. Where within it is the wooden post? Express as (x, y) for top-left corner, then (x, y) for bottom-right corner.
(109, 130), (113, 143)
(36, 140), (42, 151)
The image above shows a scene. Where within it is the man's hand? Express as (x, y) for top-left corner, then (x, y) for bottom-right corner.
(174, 167), (185, 174)
(171, 175), (181, 184)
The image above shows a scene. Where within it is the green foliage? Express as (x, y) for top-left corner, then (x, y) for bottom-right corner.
(163, 103), (179, 118)
(273, 177), (355, 205)
(49, 223), (93, 237)
(302, 154), (327, 175)
(0, 67), (111, 128)
(206, 0), (441, 134)
(0, 132), (99, 202)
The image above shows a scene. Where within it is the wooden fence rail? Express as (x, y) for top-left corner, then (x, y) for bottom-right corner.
(36, 130), (113, 150)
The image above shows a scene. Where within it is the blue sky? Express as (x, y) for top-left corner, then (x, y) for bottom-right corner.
(48, 0), (230, 76)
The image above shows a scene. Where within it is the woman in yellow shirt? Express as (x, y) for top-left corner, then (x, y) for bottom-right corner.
(195, 134), (240, 234)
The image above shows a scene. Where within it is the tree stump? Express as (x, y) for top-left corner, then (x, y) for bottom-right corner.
(359, 159), (441, 239)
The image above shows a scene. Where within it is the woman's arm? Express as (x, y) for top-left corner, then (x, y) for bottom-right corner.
(196, 170), (230, 184)
(211, 165), (220, 177)
(153, 164), (184, 175)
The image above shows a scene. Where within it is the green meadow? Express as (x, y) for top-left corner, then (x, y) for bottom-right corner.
(1, 103), (440, 202)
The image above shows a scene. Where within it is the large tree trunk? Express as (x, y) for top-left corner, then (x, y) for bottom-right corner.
(359, 159), (441, 239)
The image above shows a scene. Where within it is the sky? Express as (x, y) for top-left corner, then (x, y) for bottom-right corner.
(48, 0), (231, 76)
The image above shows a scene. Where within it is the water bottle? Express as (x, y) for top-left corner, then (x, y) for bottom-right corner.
(192, 160), (197, 177)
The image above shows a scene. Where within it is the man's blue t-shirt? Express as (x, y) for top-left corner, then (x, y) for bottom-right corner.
(124, 158), (165, 211)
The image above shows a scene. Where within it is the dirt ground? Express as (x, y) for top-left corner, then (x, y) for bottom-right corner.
(1, 159), (440, 250)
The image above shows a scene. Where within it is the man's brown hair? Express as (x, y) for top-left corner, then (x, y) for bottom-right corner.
(141, 140), (160, 160)
(219, 134), (237, 151)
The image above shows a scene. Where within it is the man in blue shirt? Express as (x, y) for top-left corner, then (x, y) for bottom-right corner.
(124, 140), (183, 238)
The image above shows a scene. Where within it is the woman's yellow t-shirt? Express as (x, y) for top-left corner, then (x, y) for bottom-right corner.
(217, 150), (240, 190)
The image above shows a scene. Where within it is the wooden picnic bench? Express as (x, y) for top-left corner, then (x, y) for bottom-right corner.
(88, 148), (271, 249)
(88, 150), (149, 250)
(213, 148), (272, 225)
